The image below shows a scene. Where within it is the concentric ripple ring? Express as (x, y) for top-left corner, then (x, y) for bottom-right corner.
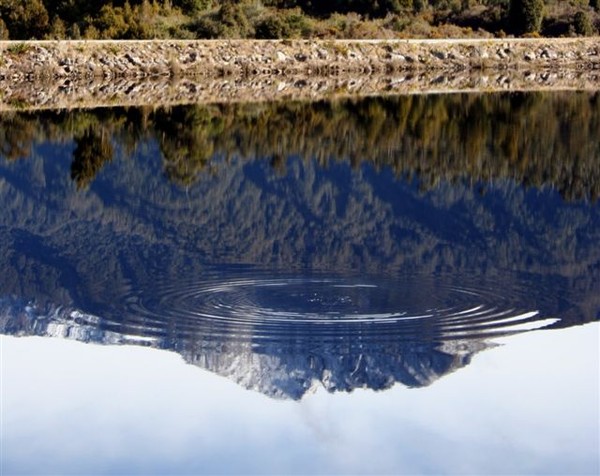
(89, 271), (562, 344)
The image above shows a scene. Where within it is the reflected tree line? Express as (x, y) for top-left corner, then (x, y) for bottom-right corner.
(1, 91), (598, 200)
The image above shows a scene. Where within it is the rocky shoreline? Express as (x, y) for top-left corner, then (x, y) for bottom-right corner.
(2, 38), (599, 79)
(0, 38), (599, 110)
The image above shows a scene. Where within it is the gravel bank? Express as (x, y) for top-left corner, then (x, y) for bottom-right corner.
(1, 38), (598, 81)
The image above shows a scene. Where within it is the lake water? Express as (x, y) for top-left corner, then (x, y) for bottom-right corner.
(1, 91), (599, 474)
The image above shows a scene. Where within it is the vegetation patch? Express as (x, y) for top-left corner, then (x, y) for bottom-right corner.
(6, 42), (31, 55)
(0, 1), (598, 40)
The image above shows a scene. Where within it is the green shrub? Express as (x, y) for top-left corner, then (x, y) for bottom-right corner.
(83, 23), (100, 39)
(174, 0), (212, 15)
(190, 2), (253, 38)
(188, 16), (223, 38)
(573, 10), (594, 36)
(0, 17), (9, 39)
(218, 2), (252, 36)
(282, 8), (314, 37)
(95, 4), (128, 39)
(255, 15), (290, 38)
(0, 0), (50, 39)
(45, 15), (67, 39)
(6, 42), (31, 54)
(509, 0), (544, 34)
(69, 23), (82, 39)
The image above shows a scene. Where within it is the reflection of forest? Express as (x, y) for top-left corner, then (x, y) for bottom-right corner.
(1, 91), (598, 200)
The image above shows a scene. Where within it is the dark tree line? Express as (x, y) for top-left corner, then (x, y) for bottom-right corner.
(0, 0), (598, 40)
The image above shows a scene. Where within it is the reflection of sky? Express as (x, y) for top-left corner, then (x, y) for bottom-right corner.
(2, 324), (599, 475)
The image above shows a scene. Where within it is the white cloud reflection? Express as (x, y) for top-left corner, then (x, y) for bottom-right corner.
(2, 323), (599, 475)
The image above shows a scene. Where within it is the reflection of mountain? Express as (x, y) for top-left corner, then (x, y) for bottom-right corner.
(0, 93), (599, 398)
(0, 297), (494, 400)
(0, 149), (598, 323)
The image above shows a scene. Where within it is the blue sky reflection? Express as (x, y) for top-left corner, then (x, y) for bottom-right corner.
(2, 323), (598, 475)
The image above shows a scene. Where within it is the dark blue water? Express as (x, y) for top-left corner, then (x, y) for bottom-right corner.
(1, 92), (599, 475)
(0, 93), (599, 401)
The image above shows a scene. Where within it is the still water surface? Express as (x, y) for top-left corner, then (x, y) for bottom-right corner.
(1, 92), (599, 474)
